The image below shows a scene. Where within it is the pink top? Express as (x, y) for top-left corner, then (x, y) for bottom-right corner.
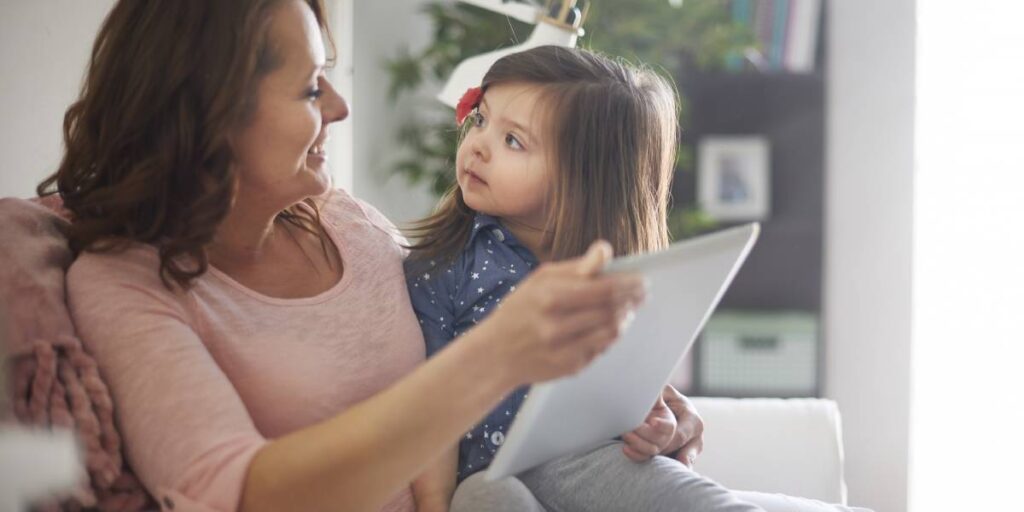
(66, 190), (425, 512)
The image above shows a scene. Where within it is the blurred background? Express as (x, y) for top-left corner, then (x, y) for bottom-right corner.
(2, 1), (1022, 511)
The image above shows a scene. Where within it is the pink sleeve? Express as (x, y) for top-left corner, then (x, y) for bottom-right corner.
(350, 195), (411, 251)
(67, 251), (267, 512)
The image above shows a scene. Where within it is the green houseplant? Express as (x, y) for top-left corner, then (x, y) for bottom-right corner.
(385, 0), (755, 239)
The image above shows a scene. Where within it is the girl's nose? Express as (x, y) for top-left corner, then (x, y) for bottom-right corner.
(469, 132), (490, 163)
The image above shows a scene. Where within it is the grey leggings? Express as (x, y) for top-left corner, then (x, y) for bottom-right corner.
(450, 441), (873, 512)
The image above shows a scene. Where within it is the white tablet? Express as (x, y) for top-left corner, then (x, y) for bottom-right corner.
(485, 223), (760, 480)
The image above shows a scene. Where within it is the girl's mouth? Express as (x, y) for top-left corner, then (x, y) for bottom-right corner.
(464, 168), (488, 186)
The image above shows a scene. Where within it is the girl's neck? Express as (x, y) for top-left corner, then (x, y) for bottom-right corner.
(500, 217), (552, 262)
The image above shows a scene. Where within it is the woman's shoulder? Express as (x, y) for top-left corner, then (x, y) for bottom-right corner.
(69, 242), (159, 281)
(67, 243), (186, 307)
(318, 188), (391, 226)
(318, 188), (408, 248)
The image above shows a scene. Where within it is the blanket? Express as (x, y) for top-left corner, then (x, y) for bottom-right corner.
(0, 196), (152, 511)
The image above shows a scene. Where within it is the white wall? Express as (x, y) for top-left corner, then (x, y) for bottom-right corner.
(911, 2), (1024, 510)
(0, 0), (115, 198)
(825, 2), (915, 511)
(326, 0), (355, 192)
(0, 0), (430, 216)
(348, 0), (438, 224)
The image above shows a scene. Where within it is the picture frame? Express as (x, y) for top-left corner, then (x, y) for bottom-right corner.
(697, 136), (772, 222)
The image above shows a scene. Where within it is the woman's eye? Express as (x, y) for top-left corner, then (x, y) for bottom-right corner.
(306, 88), (323, 101)
(505, 133), (523, 150)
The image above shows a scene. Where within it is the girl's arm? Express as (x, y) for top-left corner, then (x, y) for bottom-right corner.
(411, 447), (458, 512)
(240, 241), (643, 512)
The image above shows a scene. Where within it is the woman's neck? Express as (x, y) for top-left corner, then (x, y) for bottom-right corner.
(500, 216), (552, 262)
(209, 199), (282, 266)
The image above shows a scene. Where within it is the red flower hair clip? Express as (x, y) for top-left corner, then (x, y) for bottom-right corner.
(456, 86), (483, 126)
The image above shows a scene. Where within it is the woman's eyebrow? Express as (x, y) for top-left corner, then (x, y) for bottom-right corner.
(306, 63), (324, 80)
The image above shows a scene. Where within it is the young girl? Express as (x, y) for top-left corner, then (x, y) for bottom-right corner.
(405, 46), (868, 512)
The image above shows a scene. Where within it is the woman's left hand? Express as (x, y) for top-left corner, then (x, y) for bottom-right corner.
(621, 385), (704, 467)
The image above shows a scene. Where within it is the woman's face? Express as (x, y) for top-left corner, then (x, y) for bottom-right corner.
(230, 0), (348, 212)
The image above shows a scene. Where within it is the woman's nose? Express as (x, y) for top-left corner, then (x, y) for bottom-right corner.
(320, 78), (349, 124)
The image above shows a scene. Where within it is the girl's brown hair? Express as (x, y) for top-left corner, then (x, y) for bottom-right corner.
(407, 45), (679, 265)
(37, 0), (334, 289)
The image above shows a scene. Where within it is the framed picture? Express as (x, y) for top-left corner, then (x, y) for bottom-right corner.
(697, 136), (771, 221)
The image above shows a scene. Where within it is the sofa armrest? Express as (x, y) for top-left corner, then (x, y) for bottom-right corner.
(688, 398), (848, 504)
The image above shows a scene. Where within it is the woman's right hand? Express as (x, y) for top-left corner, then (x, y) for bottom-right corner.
(473, 240), (646, 387)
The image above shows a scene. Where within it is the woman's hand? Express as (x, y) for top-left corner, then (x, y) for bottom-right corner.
(472, 240), (646, 389)
(622, 385), (705, 467)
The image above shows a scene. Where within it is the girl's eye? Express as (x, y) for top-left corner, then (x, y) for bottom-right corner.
(470, 110), (486, 128)
(505, 133), (524, 150)
(306, 88), (323, 101)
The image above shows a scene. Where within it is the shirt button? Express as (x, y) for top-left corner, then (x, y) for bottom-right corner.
(491, 228), (505, 242)
(490, 431), (505, 446)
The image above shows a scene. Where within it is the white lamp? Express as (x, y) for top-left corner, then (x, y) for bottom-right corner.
(437, 0), (590, 108)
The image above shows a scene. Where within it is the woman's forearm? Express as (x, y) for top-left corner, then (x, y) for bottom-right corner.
(240, 243), (639, 511)
(239, 322), (513, 512)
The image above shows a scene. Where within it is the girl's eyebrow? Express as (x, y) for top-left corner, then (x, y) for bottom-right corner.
(480, 98), (538, 145)
(506, 119), (537, 145)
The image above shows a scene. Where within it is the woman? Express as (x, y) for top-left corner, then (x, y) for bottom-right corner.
(40, 1), (701, 511)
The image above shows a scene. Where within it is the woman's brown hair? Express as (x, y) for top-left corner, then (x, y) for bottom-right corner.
(37, 0), (334, 289)
(407, 45), (679, 266)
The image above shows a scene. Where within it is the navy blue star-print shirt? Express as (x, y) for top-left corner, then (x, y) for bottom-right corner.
(405, 213), (539, 482)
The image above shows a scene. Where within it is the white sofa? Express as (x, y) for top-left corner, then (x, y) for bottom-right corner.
(0, 398), (851, 511)
(690, 397), (849, 505)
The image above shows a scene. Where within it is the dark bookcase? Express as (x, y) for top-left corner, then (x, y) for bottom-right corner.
(674, 34), (828, 397)
(678, 71), (825, 312)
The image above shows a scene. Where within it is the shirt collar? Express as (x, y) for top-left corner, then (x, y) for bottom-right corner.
(467, 213), (541, 266)
(468, 212), (510, 245)
(468, 209), (540, 256)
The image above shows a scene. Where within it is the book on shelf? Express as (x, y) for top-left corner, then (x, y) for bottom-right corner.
(729, 0), (822, 73)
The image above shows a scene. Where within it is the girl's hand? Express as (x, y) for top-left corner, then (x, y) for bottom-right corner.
(473, 240), (646, 388)
(662, 385), (705, 467)
(621, 389), (678, 462)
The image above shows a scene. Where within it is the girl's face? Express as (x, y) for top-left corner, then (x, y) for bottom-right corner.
(230, 0), (348, 213)
(456, 83), (553, 228)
